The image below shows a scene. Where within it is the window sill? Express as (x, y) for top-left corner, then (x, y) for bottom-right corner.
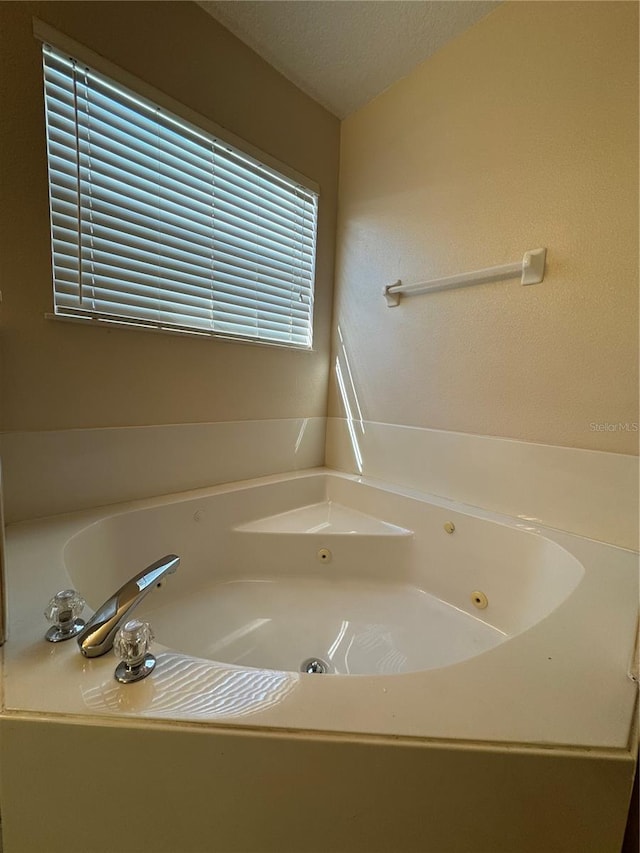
(44, 313), (314, 352)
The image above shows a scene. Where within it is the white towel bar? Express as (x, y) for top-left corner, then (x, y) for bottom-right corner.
(383, 248), (547, 307)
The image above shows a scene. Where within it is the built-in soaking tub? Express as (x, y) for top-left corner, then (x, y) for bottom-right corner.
(2, 469), (638, 748)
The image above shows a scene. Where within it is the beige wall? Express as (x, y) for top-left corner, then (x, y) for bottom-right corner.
(0, 1), (339, 431)
(330, 1), (639, 454)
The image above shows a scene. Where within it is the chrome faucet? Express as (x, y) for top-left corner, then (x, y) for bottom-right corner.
(77, 554), (180, 658)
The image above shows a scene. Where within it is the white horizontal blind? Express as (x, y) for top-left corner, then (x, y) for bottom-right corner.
(42, 44), (318, 348)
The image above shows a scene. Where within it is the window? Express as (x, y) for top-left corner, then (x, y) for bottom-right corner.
(42, 43), (318, 349)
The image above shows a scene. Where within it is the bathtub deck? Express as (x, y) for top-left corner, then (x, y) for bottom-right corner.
(2, 469), (638, 751)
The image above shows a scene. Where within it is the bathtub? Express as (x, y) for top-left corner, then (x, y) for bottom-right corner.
(2, 468), (637, 749)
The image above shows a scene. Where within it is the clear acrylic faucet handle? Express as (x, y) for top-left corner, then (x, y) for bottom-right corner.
(44, 589), (86, 642)
(114, 619), (156, 683)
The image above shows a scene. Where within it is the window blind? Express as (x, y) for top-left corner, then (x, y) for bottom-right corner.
(42, 43), (318, 349)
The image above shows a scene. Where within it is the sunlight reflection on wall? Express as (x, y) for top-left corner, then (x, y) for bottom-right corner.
(335, 326), (365, 474)
(294, 417), (309, 455)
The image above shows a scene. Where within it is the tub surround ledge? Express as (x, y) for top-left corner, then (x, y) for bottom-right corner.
(0, 417), (326, 523)
(326, 418), (639, 550)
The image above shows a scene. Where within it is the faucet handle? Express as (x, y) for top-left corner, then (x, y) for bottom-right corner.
(44, 589), (86, 642)
(113, 619), (156, 683)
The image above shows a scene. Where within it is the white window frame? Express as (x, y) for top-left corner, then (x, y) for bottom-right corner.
(34, 19), (319, 350)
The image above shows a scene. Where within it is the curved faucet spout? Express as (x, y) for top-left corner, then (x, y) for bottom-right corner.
(77, 554), (180, 658)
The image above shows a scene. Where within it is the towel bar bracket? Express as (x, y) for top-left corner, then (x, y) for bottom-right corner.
(521, 247), (547, 286)
(384, 280), (402, 308)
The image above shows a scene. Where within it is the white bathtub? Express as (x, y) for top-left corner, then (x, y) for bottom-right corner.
(3, 469), (638, 748)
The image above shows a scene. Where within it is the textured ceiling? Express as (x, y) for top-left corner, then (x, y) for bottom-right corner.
(198, 1), (499, 119)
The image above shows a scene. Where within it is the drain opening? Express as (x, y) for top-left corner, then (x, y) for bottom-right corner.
(301, 657), (329, 674)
